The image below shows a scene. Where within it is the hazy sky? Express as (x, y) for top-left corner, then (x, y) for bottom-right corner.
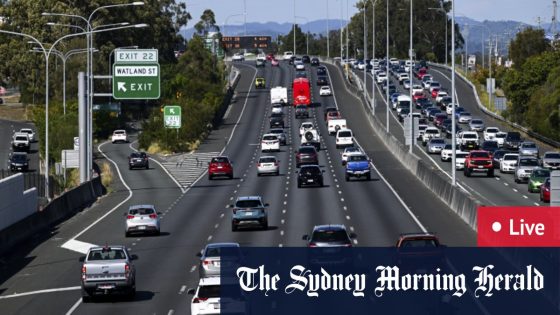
(184, 0), (553, 27)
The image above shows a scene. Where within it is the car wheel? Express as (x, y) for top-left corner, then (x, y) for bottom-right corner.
(229, 174), (234, 179)
(154, 229), (161, 236)
(275, 171), (279, 176)
(125, 231), (131, 238)
(487, 169), (494, 177)
(231, 223), (237, 232)
(366, 174), (371, 181)
(319, 180), (324, 187)
(145, 164), (149, 170)
(129, 166), (132, 170)
(345, 175), (350, 181)
(127, 286), (136, 301)
(257, 173), (261, 177)
(81, 289), (91, 303)
(464, 168), (470, 177)
(297, 181), (302, 188)
(263, 220), (269, 230)
(208, 174), (213, 180)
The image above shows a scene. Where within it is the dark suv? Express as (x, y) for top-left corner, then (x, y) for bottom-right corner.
(316, 76), (328, 86)
(269, 113), (284, 128)
(297, 165), (324, 187)
(504, 132), (522, 151)
(295, 146), (318, 167)
(8, 152), (29, 172)
(295, 105), (309, 119)
(310, 57), (320, 66)
(302, 55), (311, 63)
(128, 152), (149, 170)
(302, 224), (356, 247)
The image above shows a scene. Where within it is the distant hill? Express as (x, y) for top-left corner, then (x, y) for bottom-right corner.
(180, 19), (347, 39)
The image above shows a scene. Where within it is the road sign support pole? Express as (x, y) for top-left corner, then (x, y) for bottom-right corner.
(78, 72), (88, 184)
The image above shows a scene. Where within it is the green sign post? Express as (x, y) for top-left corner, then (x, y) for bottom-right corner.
(112, 49), (160, 99)
(164, 105), (181, 128)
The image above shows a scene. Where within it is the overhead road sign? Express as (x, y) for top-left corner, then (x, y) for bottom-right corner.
(115, 49), (158, 63)
(112, 64), (160, 99)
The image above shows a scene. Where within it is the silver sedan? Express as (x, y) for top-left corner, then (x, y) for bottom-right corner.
(257, 156), (280, 176)
(468, 118), (485, 132)
(125, 205), (161, 236)
(519, 141), (539, 157)
(426, 138), (446, 154)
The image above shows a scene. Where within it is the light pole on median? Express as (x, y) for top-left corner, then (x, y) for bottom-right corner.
(451, 0), (456, 186)
(293, 0), (296, 55)
(44, 1), (145, 181)
(386, 0), (390, 133)
(223, 14), (244, 37)
(362, 2), (367, 101)
(30, 47), (93, 116)
(371, 0), (378, 115)
(408, 0), (414, 153)
(326, 0), (330, 59)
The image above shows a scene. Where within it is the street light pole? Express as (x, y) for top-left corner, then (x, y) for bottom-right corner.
(451, 0), (456, 186)
(293, 0), (296, 55)
(372, 0), (377, 115)
(409, 0), (413, 153)
(340, 0), (343, 59)
(327, 0), (330, 59)
(386, 0), (390, 133)
(363, 3), (367, 101)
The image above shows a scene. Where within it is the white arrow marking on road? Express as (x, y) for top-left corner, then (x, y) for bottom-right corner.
(117, 82), (127, 92)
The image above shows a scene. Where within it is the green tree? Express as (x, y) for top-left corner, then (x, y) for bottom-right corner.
(194, 9), (219, 36)
(278, 24), (307, 54)
(509, 27), (549, 70)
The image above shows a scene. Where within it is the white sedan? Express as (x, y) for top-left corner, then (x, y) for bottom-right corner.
(412, 84), (424, 95)
(271, 103), (283, 114)
(341, 147), (363, 165)
(319, 86), (332, 96)
(455, 152), (469, 170)
(232, 53), (245, 61)
(261, 134), (280, 152)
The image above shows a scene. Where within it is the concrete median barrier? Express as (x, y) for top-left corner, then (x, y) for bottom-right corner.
(327, 60), (480, 231)
(0, 176), (104, 256)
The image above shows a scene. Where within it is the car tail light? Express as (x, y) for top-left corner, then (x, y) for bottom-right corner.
(233, 208), (237, 214)
(257, 163), (261, 167)
(124, 264), (131, 278)
(127, 215), (135, 220)
(308, 243), (317, 247)
(274, 162), (279, 166)
(149, 213), (157, 219)
(203, 260), (210, 265)
(81, 265), (87, 280)
(193, 297), (208, 303)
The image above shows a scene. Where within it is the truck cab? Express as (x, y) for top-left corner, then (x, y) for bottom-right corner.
(345, 153), (371, 181)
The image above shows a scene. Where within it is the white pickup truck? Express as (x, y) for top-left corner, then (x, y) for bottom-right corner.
(80, 245), (136, 302)
(12, 132), (30, 152)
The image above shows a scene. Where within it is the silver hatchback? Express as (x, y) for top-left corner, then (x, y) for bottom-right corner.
(519, 141), (539, 157)
(197, 242), (241, 278)
(257, 156), (280, 176)
(125, 205), (161, 236)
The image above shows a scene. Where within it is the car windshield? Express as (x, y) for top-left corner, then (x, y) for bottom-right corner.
(12, 154), (27, 162)
(460, 113), (471, 117)
(471, 120), (483, 124)
(198, 285), (220, 298)
(470, 152), (490, 158)
(299, 147), (316, 154)
(496, 133), (506, 138)
(114, 131), (125, 134)
(487, 128), (499, 133)
(507, 133), (521, 140)
(504, 155), (518, 161)
(431, 139), (445, 144)
(400, 239), (438, 248)
(520, 158), (538, 166)
(301, 167), (321, 174)
(456, 153), (468, 158)
(259, 157), (276, 163)
(311, 230), (349, 243)
(302, 123), (313, 128)
(522, 143), (537, 149)
(88, 248), (127, 261)
(211, 157), (229, 163)
(129, 207), (155, 215)
(545, 153), (560, 159)
(426, 129), (438, 134)
(345, 147), (359, 153)
(205, 246), (239, 257)
(15, 136), (27, 141)
(263, 135), (277, 141)
(235, 200), (262, 208)
(270, 129), (283, 134)
(348, 155), (367, 162)
(463, 134), (477, 139)
(338, 131), (352, 137)
(483, 142), (498, 148)
(532, 170), (550, 177)
(130, 153), (144, 158)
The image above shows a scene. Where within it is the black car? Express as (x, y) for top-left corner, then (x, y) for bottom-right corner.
(324, 107), (338, 121)
(504, 132), (522, 151)
(310, 57), (320, 66)
(128, 152), (149, 169)
(316, 76), (328, 86)
(398, 108), (410, 122)
(269, 113), (284, 128)
(8, 152), (29, 172)
(297, 165), (324, 187)
(317, 66), (327, 76)
(444, 124), (462, 138)
(492, 149), (513, 168)
(438, 96), (452, 109)
(302, 55), (311, 63)
(295, 105), (309, 119)
(480, 141), (499, 155)
(289, 55), (296, 65)
(295, 146), (318, 167)
(416, 98), (432, 110)
(302, 224), (355, 247)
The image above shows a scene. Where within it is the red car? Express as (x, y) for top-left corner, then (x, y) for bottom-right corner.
(431, 88), (440, 98)
(412, 91), (424, 101)
(540, 177), (551, 203)
(208, 156), (233, 180)
(464, 150), (494, 177)
(271, 58), (279, 67)
(266, 53), (275, 61)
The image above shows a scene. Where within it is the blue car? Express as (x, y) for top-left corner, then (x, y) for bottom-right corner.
(345, 154), (371, 181)
(230, 196), (269, 231)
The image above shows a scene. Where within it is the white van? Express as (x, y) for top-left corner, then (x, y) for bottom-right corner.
(336, 129), (354, 149)
(394, 95), (411, 110)
(328, 118), (347, 135)
(270, 86), (288, 104)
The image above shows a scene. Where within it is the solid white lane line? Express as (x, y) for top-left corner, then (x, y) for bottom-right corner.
(64, 298), (82, 315)
(0, 286), (81, 300)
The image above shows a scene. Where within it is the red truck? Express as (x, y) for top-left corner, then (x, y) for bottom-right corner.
(292, 78), (311, 106)
(464, 150), (494, 177)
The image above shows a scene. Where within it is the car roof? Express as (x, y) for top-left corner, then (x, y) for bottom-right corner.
(11, 152), (27, 157)
(211, 155), (229, 159)
(205, 242), (240, 249)
(313, 224), (347, 232)
(259, 155), (277, 160)
(13, 132), (28, 137)
(20, 128), (33, 132)
(129, 204), (155, 210)
(399, 232), (437, 239)
(236, 196), (262, 201)
(89, 245), (126, 251)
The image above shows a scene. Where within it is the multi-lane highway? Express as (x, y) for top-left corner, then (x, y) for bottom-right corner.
(355, 62), (552, 207)
(0, 58), (477, 314)
(0, 119), (40, 175)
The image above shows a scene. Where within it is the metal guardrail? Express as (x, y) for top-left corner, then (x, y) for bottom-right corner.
(428, 62), (560, 149)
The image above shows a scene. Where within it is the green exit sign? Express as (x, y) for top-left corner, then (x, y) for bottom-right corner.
(164, 105), (181, 128)
(112, 64), (160, 99)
